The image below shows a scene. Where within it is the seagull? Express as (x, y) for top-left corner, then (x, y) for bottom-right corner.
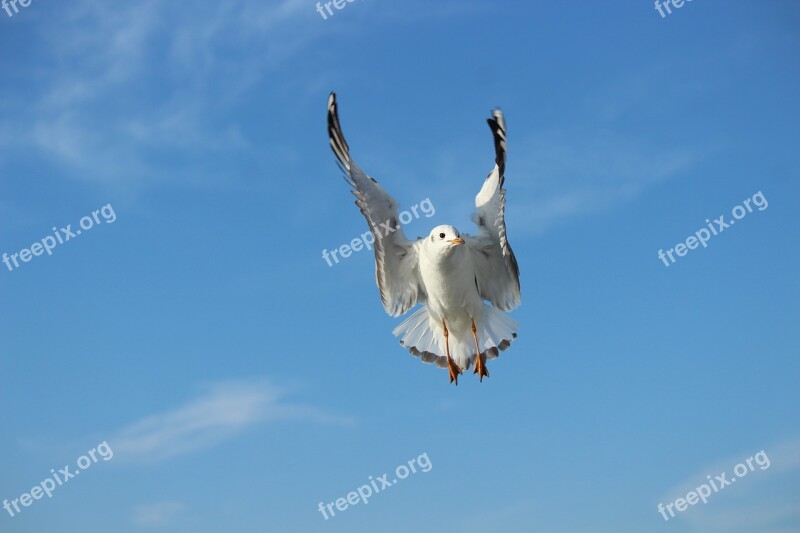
(327, 92), (521, 384)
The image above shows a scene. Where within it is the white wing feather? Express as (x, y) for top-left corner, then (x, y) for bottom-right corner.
(465, 109), (521, 311)
(327, 92), (425, 317)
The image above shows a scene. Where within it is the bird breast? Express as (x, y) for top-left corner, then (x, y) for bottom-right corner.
(419, 248), (482, 321)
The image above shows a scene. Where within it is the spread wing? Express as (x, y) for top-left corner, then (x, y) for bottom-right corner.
(465, 109), (521, 311)
(327, 92), (425, 317)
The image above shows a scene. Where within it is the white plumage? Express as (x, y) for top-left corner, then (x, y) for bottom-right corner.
(327, 92), (521, 384)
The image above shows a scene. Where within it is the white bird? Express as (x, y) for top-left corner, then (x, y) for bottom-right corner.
(327, 92), (521, 384)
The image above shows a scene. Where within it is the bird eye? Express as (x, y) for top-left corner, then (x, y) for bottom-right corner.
(439, 233), (446, 239)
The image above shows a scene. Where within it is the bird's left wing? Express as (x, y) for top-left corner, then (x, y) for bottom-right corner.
(327, 92), (425, 317)
(465, 109), (521, 311)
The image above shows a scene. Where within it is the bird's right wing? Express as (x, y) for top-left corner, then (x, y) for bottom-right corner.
(327, 92), (426, 317)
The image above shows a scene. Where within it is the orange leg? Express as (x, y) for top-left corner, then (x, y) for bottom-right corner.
(443, 319), (462, 385)
(472, 318), (489, 382)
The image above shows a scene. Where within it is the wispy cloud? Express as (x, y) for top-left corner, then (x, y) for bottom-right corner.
(0, 0), (316, 191)
(508, 127), (699, 233)
(658, 437), (800, 532)
(133, 501), (186, 526)
(500, 68), (709, 234)
(110, 378), (353, 462)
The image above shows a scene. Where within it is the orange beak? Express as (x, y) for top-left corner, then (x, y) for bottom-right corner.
(448, 237), (465, 246)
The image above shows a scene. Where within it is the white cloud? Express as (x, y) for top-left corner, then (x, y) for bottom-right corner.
(133, 501), (186, 526)
(508, 127), (699, 233)
(110, 378), (353, 462)
(657, 437), (800, 532)
(1, 0), (317, 190)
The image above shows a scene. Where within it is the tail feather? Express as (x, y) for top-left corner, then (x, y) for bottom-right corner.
(393, 305), (519, 370)
(407, 318), (432, 349)
(394, 308), (447, 367)
(482, 306), (518, 359)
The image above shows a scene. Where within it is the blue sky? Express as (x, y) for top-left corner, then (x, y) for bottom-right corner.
(1, 0), (798, 531)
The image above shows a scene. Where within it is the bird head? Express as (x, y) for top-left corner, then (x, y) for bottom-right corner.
(425, 225), (466, 259)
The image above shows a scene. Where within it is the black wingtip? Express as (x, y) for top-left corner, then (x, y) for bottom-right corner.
(486, 109), (507, 178)
(327, 92), (337, 115)
(327, 92), (351, 170)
